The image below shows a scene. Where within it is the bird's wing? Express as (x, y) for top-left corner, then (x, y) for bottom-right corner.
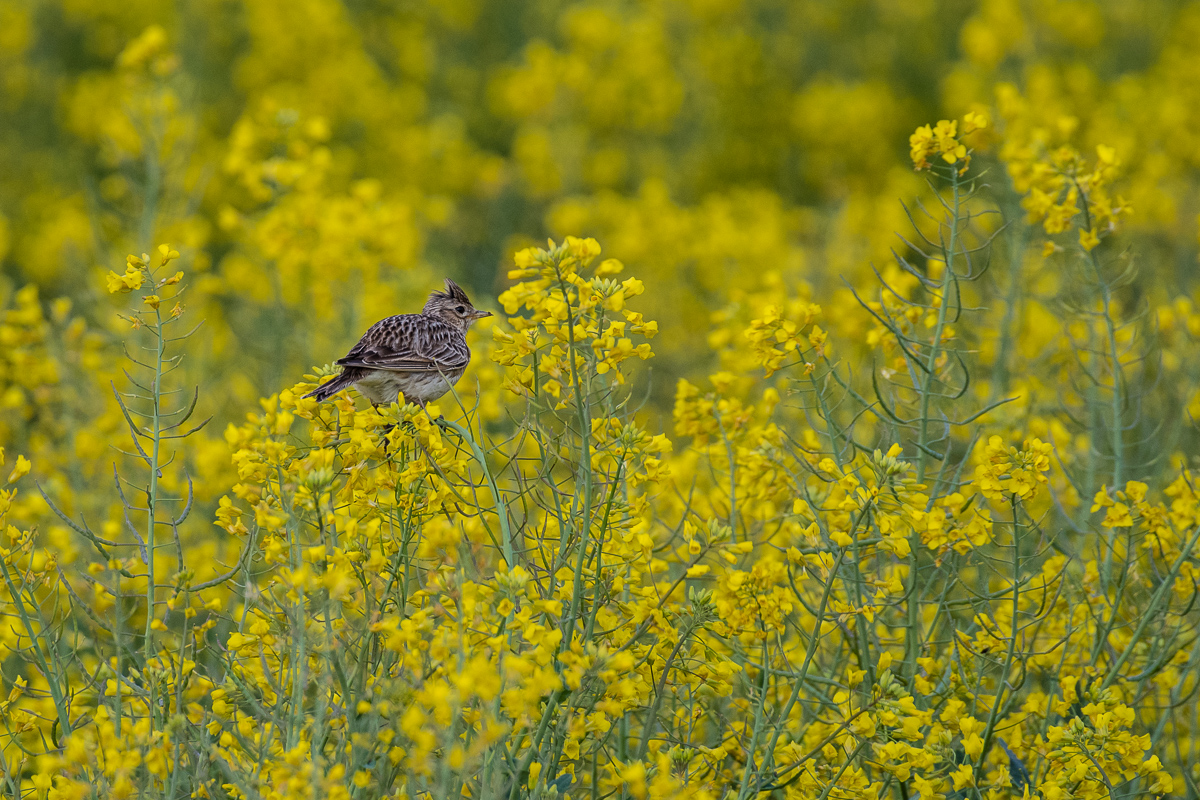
(336, 315), (470, 373)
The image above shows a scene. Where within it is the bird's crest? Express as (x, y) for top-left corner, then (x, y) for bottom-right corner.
(428, 278), (473, 307)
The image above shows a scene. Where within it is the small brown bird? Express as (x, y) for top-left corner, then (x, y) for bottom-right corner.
(304, 279), (492, 407)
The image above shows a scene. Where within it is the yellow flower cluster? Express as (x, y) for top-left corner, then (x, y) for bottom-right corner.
(494, 236), (656, 400)
(105, 246), (182, 298)
(909, 112), (988, 172)
(1006, 140), (1130, 252)
(743, 298), (824, 377)
(974, 436), (1053, 501)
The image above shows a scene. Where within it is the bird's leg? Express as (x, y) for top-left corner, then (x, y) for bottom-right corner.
(433, 414), (463, 444)
(371, 402), (399, 454)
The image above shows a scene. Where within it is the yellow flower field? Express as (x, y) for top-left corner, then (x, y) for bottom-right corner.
(1, 2), (1199, 798)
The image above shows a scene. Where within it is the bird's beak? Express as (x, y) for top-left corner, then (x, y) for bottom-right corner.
(473, 310), (493, 320)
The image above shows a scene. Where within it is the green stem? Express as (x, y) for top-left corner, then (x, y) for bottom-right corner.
(1076, 188), (1124, 592)
(735, 638), (773, 800)
(440, 418), (514, 566)
(917, 168), (960, 483)
(0, 559), (72, 736)
(713, 407), (739, 541)
(973, 496), (1022, 790)
(908, 167), (961, 684)
(744, 549), (847, 796)
(1099, 523), (1200, 692)
(991, 195), (1027, 398)
(553, 261), (593, 648)
(143, 305), (165, 664)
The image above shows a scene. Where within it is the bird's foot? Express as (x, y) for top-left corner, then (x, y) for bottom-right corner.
(379, 420), (421, 456)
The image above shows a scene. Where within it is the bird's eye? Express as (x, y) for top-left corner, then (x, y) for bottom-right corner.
(455, 305), (466, 314)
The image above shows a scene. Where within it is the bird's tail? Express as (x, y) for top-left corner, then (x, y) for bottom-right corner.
(304, 371), (355, 401)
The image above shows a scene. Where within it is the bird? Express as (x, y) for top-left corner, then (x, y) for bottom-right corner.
(304, 278), (492, 407)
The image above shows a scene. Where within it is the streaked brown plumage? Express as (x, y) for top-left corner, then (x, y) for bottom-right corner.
(304, 279), (492, 406)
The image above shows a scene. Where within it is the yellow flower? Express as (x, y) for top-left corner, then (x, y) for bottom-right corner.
(910, 124), (935, 169)
(595, 258), (624, 276)
(962, 110), (988, 133)
(1124, 480), (1148, 503)
(620, 277), (645, 297)
(1102, 503), (1133, 528)
(950, 764), (974, 790)
(1079, 227), (1100, 251)
(157, 243), (180, 265)
(105, 267), (145, 294)
(1091, 487), (1114, 511)
(6, 454), (30, 484)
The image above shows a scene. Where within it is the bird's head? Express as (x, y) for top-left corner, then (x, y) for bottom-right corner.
(422, 278), (492, 332)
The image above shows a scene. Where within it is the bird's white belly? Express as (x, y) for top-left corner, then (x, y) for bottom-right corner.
(354, 370), (460, 406)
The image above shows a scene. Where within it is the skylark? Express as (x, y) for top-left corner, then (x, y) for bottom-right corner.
(304, 278), (492, 406)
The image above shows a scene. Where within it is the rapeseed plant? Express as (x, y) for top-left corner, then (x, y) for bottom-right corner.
(2, 4), (1200, 799)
